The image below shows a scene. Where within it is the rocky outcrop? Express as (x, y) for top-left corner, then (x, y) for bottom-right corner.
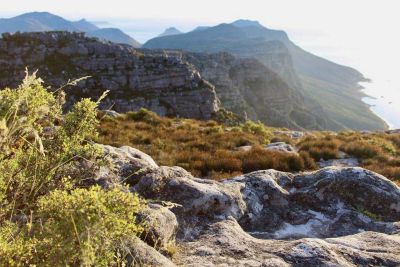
(0, 31), (220, 119)
(97, 144), (400, 266)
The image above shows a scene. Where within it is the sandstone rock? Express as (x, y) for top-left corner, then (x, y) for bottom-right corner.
(266, 142), (297, 154)
(273, 130), (306, 139)
(132, 166), (246, 221)
(137, 203), (179, 250)
(176, 218), (400, 267)
(97, 145), (158, 186)
(235, 145), (252, 152)
(124, 237), (176, 267)
(292, 167), (400, 222)
(318, 158), (359, 168)
(103, 109), (121, 118)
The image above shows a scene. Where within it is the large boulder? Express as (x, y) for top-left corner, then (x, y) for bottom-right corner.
(132, 166), (247, 219)
(292, 167), (400, 222)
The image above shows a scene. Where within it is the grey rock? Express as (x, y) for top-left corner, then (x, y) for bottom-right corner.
(103, 109), (121, 118)
(318, 158), (359, 168)
(137, 203), (179, 250)
(132, 166), (247, 221)
(123, 237), (176, 267)
(273, 130), (306, 139)
(266, 142), (297, 154)
(86, 145), (400, 265)
(99, 145), (158, 186)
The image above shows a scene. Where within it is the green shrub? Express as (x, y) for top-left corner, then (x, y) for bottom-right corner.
(0, 73), (103, 219)
(0, 73), (146, 266)
(241, 120), (272, 143)
(34, 186), (144, 266)
(0, 221), (36, 266)
(0, 186), (144, 266)
(126, 108), (163, 125)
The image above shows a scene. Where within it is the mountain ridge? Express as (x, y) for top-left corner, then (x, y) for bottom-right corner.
(158, 27), (182, 37)
(0, 12), (141, 47)
(143, 20), (387, 131)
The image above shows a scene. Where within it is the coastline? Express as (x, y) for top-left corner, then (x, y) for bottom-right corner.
(360, 80), (399, 130)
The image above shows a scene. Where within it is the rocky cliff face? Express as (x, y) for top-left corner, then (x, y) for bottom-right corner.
(0, 31), (220, 119)
(89, 144), (400, 266)
(185, 52), (330, 130)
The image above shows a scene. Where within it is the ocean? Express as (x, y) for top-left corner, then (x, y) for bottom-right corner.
(361, 79), (400, 130)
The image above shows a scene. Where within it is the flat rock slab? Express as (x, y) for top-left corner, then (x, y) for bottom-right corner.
(266, 142), (298, 154)
(318, 158), (359, 168)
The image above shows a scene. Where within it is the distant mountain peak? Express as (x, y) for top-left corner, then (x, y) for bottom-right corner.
(15, 11), (61, 19)
(0, 12), (140, 47)
(158, 27), (182, 37)
(231, 19), (264, 28)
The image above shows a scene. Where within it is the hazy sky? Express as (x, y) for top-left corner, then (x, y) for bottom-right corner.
(0, 0), (398, 71)
(1, 0), (399, 126)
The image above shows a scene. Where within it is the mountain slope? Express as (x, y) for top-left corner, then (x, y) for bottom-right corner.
(143, 20), (387, 131)
(87, 28), (141, 48)
(0, 12), (141, 47)
(185, 52), (332, 130)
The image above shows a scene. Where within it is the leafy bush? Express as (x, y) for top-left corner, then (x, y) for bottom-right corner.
(0, 72), (102, 219)
(0, 187), (144, 266)
(0, 73), (146, 266)
(34, 186), (143, 266)
(240, 120), (272, 143)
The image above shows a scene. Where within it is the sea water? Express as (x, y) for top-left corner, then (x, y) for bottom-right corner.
(361, 78), (400, 130)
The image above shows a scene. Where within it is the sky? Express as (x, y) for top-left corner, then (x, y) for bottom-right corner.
(1, 0), (399, 127)
(1, 0), (399, 72)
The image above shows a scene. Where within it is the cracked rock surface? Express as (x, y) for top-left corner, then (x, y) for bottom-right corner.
(99, 145), (400, 266)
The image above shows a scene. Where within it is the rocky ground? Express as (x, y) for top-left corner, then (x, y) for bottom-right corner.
(92, 144), (400, 266)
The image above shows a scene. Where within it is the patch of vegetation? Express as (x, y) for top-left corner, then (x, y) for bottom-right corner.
(97, 109), (316, 180)
(99, 110), (400, 183)
(298, 136), (340, 161)
(299, 131), (400, 182)
(44, 52), (76, 75)
(0, 73), (146, 266)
